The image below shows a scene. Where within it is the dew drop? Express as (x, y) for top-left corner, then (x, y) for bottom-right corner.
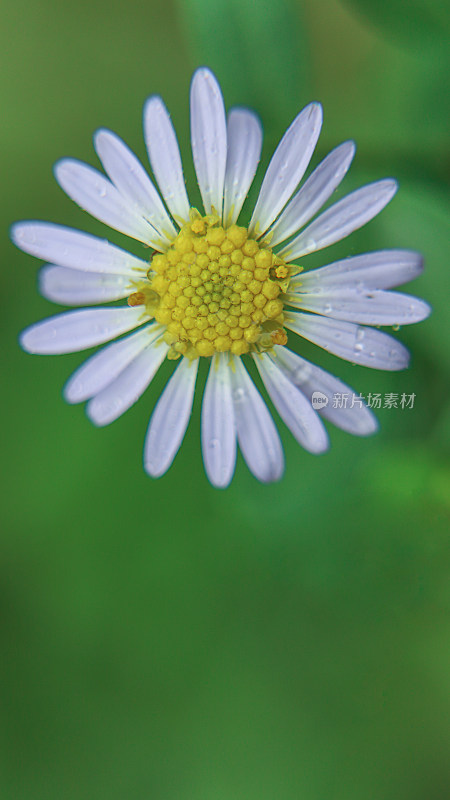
(233, 387), (246, 403)
(294, 366), (311, 383)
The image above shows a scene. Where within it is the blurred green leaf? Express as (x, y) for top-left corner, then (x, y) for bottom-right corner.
(175, 0), (309, 126)
(375, 180), (450, 372)
(363, 442), (450, 512)
(342, 0), (450, 47)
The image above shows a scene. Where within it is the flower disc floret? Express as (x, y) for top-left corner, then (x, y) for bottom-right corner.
(138, 211), (289, 359)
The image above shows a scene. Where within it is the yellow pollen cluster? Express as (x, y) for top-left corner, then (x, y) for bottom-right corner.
(130, 212), (291, 360)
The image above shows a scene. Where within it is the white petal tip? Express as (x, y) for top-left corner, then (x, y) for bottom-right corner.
(10, 222), (25, 247)
(309, 101), (323, 118)
(258, 467), (285, 484)
(412, 300), (432, 322)
(20, 324), (55, 355)
(85, 404), (110, 428)
(62, 385), (79, 404)
(397, 354), (410, 370)
(11, 221), (42, 251)
(19, 328), (35, 353)
(344, 140), (356, 157)
(414, 254), (425, 275)
(53, 159), (70, 184)
(63, 374), (86, 403)
(18, 326), (49, 355)
(361, 418), (379, 436)
(310, 440), (330, 456)
(203, 456), (236, 490)
(19, 325), (59, 356)
(384, 178), (398, 197)
(53, 158), (66, 174)
(93, 128), (111, 149)
(143, 95), (164, 117)
(192, 66), (217, 84)
(53, 158), (78, 184)
(144, 93), (161, 108)
(207, 475), (233, 489)
(302, 102), (323, 131)
(338, 410), (380, 438)
(143, 460), (165, 479)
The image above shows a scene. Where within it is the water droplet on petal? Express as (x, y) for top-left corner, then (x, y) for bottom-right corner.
(294, 365), (311, 383)
(233, 387), (246, 403)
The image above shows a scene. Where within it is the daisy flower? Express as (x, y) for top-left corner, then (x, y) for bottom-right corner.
(13, 68), (430, 487)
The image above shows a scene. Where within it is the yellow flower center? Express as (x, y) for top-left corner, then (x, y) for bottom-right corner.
(128, 211), (291, 360)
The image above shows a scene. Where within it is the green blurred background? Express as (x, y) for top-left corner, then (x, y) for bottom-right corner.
(1, 0), (449, 797)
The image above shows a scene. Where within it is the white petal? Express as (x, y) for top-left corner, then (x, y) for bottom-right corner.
(273, 347), (378, 436)
(290, 250), (424, 291)
(248, 102), (322, 238)
(143, 96), (191, 224)
(94, 129), (176, 244)
(223, 108), (263, 227)
(20, 306), (147, 355)
(230, 357), (284, 483)
(144, 357), (199, 477)
(11, 222), (148, 275)
(87, 338), (168, 426)
(269, 141), (355, 246)
(54, 159), (164, 248)
(287, 286), (431, 325)
(279, 179), (398, 261)
(39, 265), (132, 305)
(190, 68), (227, 216)
(64, 324), (159, 402)
(253, 353), (329, 454)
(201, 353), (236, 488)
(285, 311), (410, 370)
